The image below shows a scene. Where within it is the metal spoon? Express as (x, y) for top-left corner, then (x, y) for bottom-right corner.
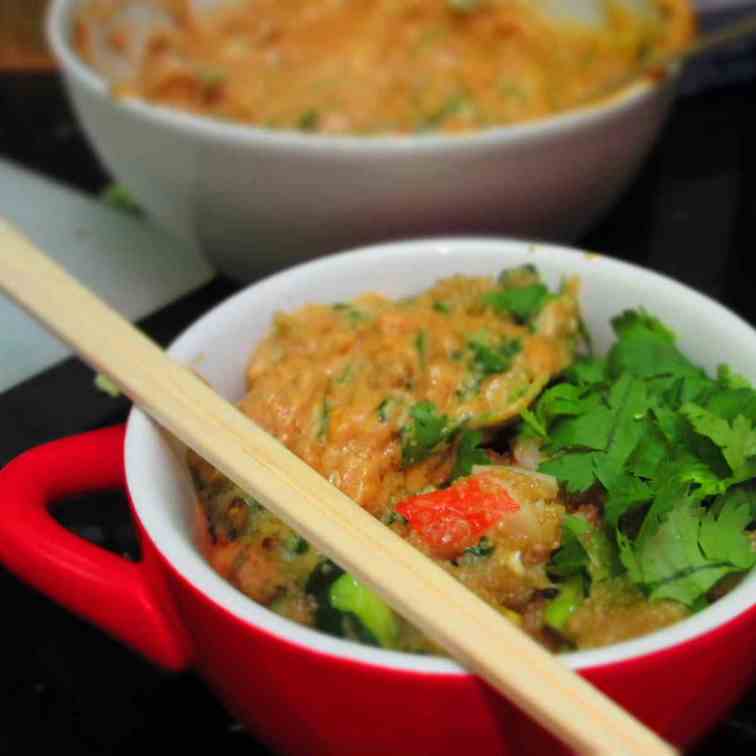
(579, 11), (756, 106)
(533, 0), (658, 29)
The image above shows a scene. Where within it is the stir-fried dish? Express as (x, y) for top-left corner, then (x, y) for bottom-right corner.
(75, 0), (694, 135)
(188, 267), (756, 654)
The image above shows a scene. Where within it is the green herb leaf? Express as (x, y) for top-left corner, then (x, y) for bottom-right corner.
(681, 403), (756, 474)
(483, 284), (550, 323)
(608, 310), (703, 383)
(539, 451), (599, 494)
(467, 333), (521, 375)
(400, 401), (454, 467)
(549, 515), (621, 582)
(463, 535), (495, 558)
(298, 109), (320, 131)
(450, 429), (491, 481)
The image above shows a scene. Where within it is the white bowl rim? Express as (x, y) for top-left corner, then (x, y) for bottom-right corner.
(48, 0), (671, 153)
(124, 235), (756, 678)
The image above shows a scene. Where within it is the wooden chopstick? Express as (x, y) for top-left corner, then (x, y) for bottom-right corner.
(0, 219), (678, 756)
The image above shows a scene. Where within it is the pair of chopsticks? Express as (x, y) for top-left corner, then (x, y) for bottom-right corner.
(0, 219), (677, 756)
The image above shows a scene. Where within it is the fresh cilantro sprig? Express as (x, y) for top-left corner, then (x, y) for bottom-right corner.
(400, 401), (456, 467)
(481, 265), (553, 324)
(483, 284), (551, 324)
(532, 309), (756, 611)
(450, 429), (492, 481)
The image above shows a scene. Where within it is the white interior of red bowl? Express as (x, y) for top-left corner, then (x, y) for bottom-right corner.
(48, 0), (666, 151)
(125, 237), (756, 675)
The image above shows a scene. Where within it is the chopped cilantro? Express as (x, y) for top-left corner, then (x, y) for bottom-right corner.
(419, 93), (472, 131)
(497, 264), (539, 288)
(456, 334), (522, 401)
(332, 302), (369, 326)
(94, 372), (122, 397)
(377, 397), (398, 423)
(622, 491), (756, 607)
(317, 399), (332, 440)
(549, 515), (621, 582)
(284, 534), (309, 557)
(298, 109), (320, 131)
(468, 333), (522, 375)
(483, 284), (551, 323)
(101, 184), (143, 216)
(335, 363), (354, 384)
(463, 536), (495, 558)
(400, 401), (455, 467)
(448, 0), (482, 12)
(528, 308), (756, 609)
(450, 429), (491, 481)
(680, 403), (756, 474)
(415, 330), (429, 370)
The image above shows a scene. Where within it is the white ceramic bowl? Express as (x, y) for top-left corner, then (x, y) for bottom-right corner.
(48, 0), (681, 281)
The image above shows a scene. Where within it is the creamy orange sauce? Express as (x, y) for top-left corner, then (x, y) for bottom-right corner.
(75, 0), (695, 134)
(239, 272), (580, 516)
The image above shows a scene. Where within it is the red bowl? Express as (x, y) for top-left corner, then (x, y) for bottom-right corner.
(1, 238), (755, 754)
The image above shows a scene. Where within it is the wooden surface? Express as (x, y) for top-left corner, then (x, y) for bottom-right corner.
(0, 219), (679, 756)
(0, 1), (55, 71)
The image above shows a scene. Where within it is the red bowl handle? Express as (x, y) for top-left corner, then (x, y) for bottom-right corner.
(0, 424), (193, 671)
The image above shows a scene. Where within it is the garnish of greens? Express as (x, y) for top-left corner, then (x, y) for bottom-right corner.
(520, 310), (756, 628)
(100, 183), (143, 216)
(398, 264), (576, 467)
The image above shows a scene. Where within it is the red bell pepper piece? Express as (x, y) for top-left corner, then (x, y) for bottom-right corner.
(395, 472), (519, 559)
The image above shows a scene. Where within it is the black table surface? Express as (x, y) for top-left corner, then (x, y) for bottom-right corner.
(2, 61), (756, 755)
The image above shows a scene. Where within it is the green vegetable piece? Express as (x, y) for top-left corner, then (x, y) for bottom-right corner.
(539, 373), (649, 500)
(519, 408), (548, 439)
(335, 363), (353, 384)
(450, 429), (491, 481)
(377, 397), (398, 423)
(400, 401), (454, 467)
(607, 310), (703, 383)
(298, 109), (320, 131)
(467, 334), (522, 375)
(330, 573), (400, 649)
(601, 471), (653, 528)
(284, 534), (309, 557)
(539, 451), (598, 494)
(332, 303), (369, 326)
(101, 184), (143, 216)
(622, 486), (756, 607)
(716, 365), (753, 391)
(197, 65), (227, 92)
(544, 575), (584, 632)
(681, 403), (756, 474)
(563, 357), (607, 388)
(624, 419), (669, 479)
(699, 488), (756, 571)
(448, 0), (482, 12)
(483, 284), (550, 323)
(549, 515), (621, 582)
(463, 536), (495, 558)
(317, 399), (332, 440)
(496, 264), (539, 288)
(94, 372), (122, 398)
(419, 93), (471, 131)
(415, 330), (429, 370)
(306, 560), (348, 638)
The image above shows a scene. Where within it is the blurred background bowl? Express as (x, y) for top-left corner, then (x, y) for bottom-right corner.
(48, 0), (683, 282)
